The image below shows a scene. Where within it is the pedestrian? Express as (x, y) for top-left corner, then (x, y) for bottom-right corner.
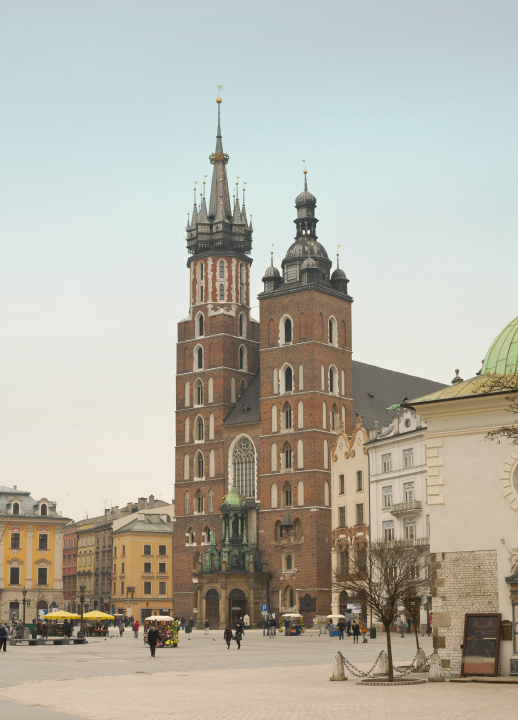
(41, 623), (48, 640)
(361, 624), (368, 643)
(119, 621), (124, 637)
(204, 619), (210, 635)
(337, 620), (344, 640)
(147, 624), (159, 657)
(264, 616), (269, 636)
(243, 613), (250, 629)
(352, 621), (360, 644)
(223, 626), (233, 650)
(346, 619), (351, 637)
(0, 624), (8, 652)
(398, 620), (405, 638)
(269, 616), (276, 638)
(234, 627), (242, 650)
(180, 617), (186, 631)
(188, 617), (194, 632)
(133, 620), (140, 638)
(235, 617), (244, 636)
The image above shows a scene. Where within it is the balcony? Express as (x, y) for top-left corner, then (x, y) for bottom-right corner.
(385, 538), (430, 549)
(390, 500), (422, 516)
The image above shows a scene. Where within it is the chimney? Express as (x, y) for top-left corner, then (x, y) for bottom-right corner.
(105, 509), (110, 518)
(148, 495), (155, 508)
(138, 497), (146, 511)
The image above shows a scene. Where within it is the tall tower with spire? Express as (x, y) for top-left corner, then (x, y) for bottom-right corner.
(173, 98), (260, 620)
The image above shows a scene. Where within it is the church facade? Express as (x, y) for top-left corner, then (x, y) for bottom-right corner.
(173, 99), (444, 628)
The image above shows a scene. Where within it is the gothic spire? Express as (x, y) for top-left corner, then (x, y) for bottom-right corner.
(208, 98), (232, 221)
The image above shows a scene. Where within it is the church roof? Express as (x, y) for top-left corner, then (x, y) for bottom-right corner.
(223, 373), (261, 425)
(352, 361), (446, 429)
(481, 315), (518, 375)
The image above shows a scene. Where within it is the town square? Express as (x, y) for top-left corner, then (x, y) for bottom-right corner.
(1, 0), (517, 717)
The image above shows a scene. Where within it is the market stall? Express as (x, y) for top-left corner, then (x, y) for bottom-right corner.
(280, 613), (304, 636)
(144, 615), (179, 648)
(42, 611), (81, 637)
(326, 614), (345, 637)
(82, 611), (114, 637)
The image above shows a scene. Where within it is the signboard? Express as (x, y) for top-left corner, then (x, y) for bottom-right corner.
(299, 593), (316, 613)
(461, 613), (502, 677)
(261, 604), (268, 612)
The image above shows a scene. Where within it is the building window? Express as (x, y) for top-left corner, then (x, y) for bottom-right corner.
(404, 481), (414, 502)
(239, 313), (245, 337)
(121, 562), (125, 573)
(239, 345), (245, 370)
(286, 555), (293, 570)
(284, 366), (293, 392)
(40, 504), (48, 516)
(195, 380), (203, 405)
(158, 545), (167, 556)
(331, 403), (337, 431)
(13, 502), (20, 515)
(196, 452), (204, 478)
(198, 284), (204, 303)
(284, 402), (292, 430)
(284, 484), (292, 507)
(339, 475), (345, 495)
(10, 532), (20, 550)
(383, 520), (394, 541)
(144, 582), (152, 595)
(121, 582), (125, 595)
(113, 563), (116, 574)
(405, 517), (416, 540)
(199, 262), (204, 280)
(184, 491), (190, 515)
(208, 489), (214, 513)
(197, 347), (203, 369)
(143, 545), (151, 555)
(197, 493), (204, 514)
(159, 581), (167, 595)
(219, 260), (225, 279)
(338, 506), (346, 527)
(159, 563), (166, 573)
(284, 317), (292, 343)
(144, 563), (151, 573)
(404, 449), (414, 468)
(356, 503), (364, 526)
(219, 284), (224, 301)
(356, 471), (363, 492)
(284, 444), (292, 470)
(186, 528), (195, 544)
(383, 486), (392, 508)
(232, 436), (256, 499)
(196, 416), (204, 441)
(37, 567), (48, 586)
(382, 453), (392, 472)
(38, 533), (48, 551)
(239, 378), (247, 397)
(357, 543), (367, 572)
(10, 566), (20, 585)
(340, 547), (349, 574)
(198, 313), (204, 336)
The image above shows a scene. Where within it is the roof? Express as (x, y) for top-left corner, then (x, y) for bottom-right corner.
(0, 486), (65, 519)
(223, 372), (261, 426)
(112, 514), (174, 535)
(352, 361), (446, 429)
(481, 315), (518, 375)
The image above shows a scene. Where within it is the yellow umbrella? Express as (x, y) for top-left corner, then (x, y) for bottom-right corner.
(43, 611), (81, 620)
(82, 611), (114, 620)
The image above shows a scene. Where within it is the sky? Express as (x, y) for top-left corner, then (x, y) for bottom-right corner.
(1, 0), (517, 522)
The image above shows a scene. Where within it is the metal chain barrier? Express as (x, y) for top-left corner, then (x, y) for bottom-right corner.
(337, 649), (435, 679)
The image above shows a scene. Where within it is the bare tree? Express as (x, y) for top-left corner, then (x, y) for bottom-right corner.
(334, 541), (429, 681)
(476, 374), (518, 445)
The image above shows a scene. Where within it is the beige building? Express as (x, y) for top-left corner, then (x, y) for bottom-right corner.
(407, 316), (518, 676)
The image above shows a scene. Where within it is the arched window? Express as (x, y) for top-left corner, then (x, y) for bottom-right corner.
(209, 449), (215, 477)
(331, 403), (338, 431)
(239, 345), (247, 370)
(271, 443), (278, 472)
(298, 364), (304, 390)
(184, 417), (189, 443)
(219, 260), (225, 279)
(198, 313), (204, 337)
(271, 482), (278, 508)
(202, 526), (210, 543)
(232, 436), (256, 499)
(284, 444), (292, 471)
(196, 491), (204, 514)
(328, 316), (337, 345)
(284, 483), (292, 506)
(194, 379), (203, 406)
(286, 555), (293, 570)
(209, 413), (214, 439)
(324, 481), (330, 506)
(184, 491), (190, 515)
(297, 400), (303, 429)
(321, 364), (325, 390)
(208, 377), (214, 403)
(271, 405), (278, 433)
(341, 369), (345, 396)
(297, 439), (304, 469)
(184, 380), (190, 407)
(284, 366), (293, 393)
(183, 453), (189, 480)
(208, 488), (215, 513)
(196, 346), (203, 370)
(219, 284), (224, 301)
(283, 402), (292, 430)
(195, 451), (204, 479)
(294, 519), (302, 540)
(275, 520), (282, 541)
(239, 378), (247, 397)
(199, 262), (204, 281)
(196, 416), (204, 441)
(324, 439), (329, 469)
(273, 368), (279, 394)
(239, 263), (246, 304)
(297, 480), (304, 506)
(329, 365), (338, 395)
(289, 586), (294, 607)
(13, 502), (20, 515)
(40, 503), (48, 517)
(323, 401), (327, 429)
(239, 313), (245, 337)
(284, 317), (292, 343)
(186, 527), (194, 544)
(342, 405), (346, 428)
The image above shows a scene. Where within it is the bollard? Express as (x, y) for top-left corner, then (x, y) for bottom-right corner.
(330, 653), (348, 681)
(428, 651), (445, 682)
(414, 647), (427, 673)
(374, 650), (389, 677)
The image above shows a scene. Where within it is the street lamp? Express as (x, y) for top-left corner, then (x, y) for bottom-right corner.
(79, 583), (86, 638)
(22, 589), (27, 626)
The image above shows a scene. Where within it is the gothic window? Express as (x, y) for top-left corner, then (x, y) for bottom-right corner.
(284, 444), (292, 471)
(284, 483), (292, 507)
(195, 379), (203, 406)
(186, 527), (194, 544)
(196, 492), (204, 514)
(271, 482), (278, 507)
(199, 262), (204, 281)
(271, 442), (278, 472)
(239, 378), (247, 397)
(196, 416), (204, 441)
(209, 449), (215, 477)
(341, 369), (345, 395)
(239, 264), (245, 304)
(208, 488), (215, 513)
(239, 345), (247, 370)
(289, 587), (294, 607)
(283, 402), (292, 430)
(209, 413), (214, 439)
(208, 377), (214, 403)
(219, 284), (224, 301)
(321, 364), (325, 390)
(195, 451), (204, 478)
(297, 439), (304, 469)
(286, 555), (293, 570)
(297, 400), (303, 429)
(324, 439), (329, 469)
(184, 380), (190, 407)
(297, 479), (304, 506)
(329, 365), (338, 394)
(198, 284), (204, 303)
(197, 346), (203, 369)
(328, 316), (337, 345)
(331, 403), (338, 431)
(273, 368), (279, 394)
(232, 436), (256, 499)
(219, 260), (225, 279)
(324, 480), (330, 506)
(284, 366), (293, 392)
(298, 364), (303, 390)
(323, 401), (327, 429)
(183, 454), (189, 480)
(184, 417), (189, 442)
(239, 313), (245, 337)
(284, 318), (292, 343)
(271, 405), (278, 432)
(184, 491), (190, 515)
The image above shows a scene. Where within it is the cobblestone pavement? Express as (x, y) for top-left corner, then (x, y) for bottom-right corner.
(0, 630), (515, 719)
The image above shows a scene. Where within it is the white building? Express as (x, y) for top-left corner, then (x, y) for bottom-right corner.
(408, 315), (518, 676)
(368, 407), (431, 631)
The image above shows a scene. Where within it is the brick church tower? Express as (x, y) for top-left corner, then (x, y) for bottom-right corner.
(173, 98), (260, 619)
(256, 171), (353, 618)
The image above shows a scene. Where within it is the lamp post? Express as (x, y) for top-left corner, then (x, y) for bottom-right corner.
(79, 583), (86, 638)
(22, 589), (27, 626)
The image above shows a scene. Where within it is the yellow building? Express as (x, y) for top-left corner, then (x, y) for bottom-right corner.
(111, 513), (174, 623)
(0, 484), (70, 621)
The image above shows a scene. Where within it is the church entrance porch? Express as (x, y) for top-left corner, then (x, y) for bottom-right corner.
(206, 588), (220, 628)
(228, 588), (247, 627)
(195, 572), (270, 629)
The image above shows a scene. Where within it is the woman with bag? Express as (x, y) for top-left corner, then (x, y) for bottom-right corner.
(223, 626), (233, 650)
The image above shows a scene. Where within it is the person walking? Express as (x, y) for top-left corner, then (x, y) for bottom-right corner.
(180, 617), (186, 631)
(133, 620), (140, 638)
(223, 626), (233, 650)
(235, 617), (244, 636)
(234, 627), (242, 650)
(361, 624), (368, 643)
(243, 613), (250, 629)
(352, 621), (360, 644)
(398, 619), (405, 638)
(118, 621), (124, 637)
(0, 624), (8, 652)
(188, 617), (194, 632)
(147, 625), (159, 657)
(204, 620), (210, 635)
(269, 616), (276, 638)
(346, 619), (351, 637)
(337, 619), (344, 640)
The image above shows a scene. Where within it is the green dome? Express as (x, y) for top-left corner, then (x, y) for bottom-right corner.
(481, 316), (518, 375)
(222, 484), (245, 507)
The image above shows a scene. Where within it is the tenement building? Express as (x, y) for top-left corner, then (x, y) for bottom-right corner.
(174, 98), (444, 628)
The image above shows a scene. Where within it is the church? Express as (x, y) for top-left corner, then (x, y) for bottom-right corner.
(173, 98), (443, 628)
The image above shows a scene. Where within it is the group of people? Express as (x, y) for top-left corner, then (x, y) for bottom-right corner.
(333, 618), (368, 643)
(223, 615), (247, 649)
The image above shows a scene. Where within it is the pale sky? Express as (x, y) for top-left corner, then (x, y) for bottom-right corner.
(1, 0), (516, 522)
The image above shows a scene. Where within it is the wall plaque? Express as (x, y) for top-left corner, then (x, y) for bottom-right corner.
(461, 613), (501, 677)
(299, 593), (316, 613)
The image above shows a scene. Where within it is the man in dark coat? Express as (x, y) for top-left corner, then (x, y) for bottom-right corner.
(147, 625), (159, 657)
(0, 624), (8, 652)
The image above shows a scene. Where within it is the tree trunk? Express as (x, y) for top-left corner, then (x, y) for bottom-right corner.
(384, 622), (394, 682)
